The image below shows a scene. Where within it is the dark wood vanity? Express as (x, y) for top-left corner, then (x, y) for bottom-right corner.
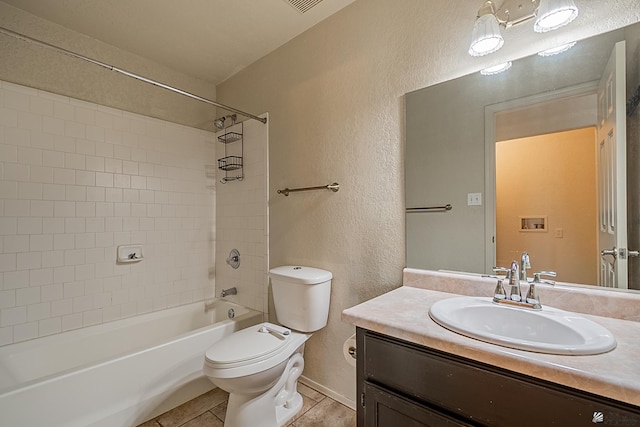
(357, 328), (640, 427)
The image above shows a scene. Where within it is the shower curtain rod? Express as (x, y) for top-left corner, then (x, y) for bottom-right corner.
(0, 26), (267, 124)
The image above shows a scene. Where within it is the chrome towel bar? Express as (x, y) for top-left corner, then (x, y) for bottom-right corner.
(406, 204), (452, 212)
(277, 182), (340, 196)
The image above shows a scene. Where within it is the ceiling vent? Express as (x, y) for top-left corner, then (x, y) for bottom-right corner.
(284, 0), (324, 14)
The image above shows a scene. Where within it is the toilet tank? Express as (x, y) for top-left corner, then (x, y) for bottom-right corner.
(269, 266), (332, 332)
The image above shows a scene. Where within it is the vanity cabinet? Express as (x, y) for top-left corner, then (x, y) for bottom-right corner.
(357, 328), (640, 427)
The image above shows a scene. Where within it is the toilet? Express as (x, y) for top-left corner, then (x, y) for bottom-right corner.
(204, 266), (332, 427)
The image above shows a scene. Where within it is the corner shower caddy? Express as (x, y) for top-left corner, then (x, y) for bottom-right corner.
(217, 122), (243, 183)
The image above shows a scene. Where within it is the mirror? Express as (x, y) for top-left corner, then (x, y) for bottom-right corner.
(405, 21), (640, 290)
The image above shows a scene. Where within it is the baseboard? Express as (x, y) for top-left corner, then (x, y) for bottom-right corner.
(299, 375), (356, 411)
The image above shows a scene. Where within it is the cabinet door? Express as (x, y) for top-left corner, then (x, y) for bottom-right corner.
(363, 382), (474, 427)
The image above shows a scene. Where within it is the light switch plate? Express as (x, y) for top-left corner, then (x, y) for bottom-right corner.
(467, 193), (482, 206)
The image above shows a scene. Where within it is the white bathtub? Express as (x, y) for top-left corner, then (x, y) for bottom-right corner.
(0, 299), (262, 427)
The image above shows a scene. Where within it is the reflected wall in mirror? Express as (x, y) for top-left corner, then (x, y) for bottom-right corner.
(405, 21), (640, 291)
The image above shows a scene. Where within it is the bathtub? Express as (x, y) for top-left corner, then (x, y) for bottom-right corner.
(0, 299), (262, 427)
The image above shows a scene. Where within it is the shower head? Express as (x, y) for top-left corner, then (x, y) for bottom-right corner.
(213, 117), (226, 129)
(213, 114), (238, 130)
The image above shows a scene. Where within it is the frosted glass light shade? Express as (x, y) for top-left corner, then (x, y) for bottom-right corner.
(480, 61), (512, 75)
(469, 13), (504, 56)
(534, 0), (578, 33)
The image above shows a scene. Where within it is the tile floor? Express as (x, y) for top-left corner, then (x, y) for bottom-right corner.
(137, 383), (356, 427)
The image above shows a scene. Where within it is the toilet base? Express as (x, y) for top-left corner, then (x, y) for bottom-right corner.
(224, 352), (305, 427)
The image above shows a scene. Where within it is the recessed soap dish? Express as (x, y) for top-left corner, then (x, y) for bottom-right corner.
(117, 245), (144, 263)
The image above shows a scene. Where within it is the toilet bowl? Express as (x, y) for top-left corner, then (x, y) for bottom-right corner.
(204, 266), (332, 427)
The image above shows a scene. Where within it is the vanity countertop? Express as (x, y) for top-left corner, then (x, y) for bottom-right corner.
(342, 270), (640, 407)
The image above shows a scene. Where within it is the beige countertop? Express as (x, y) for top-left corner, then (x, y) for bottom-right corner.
(342, 269), (640, 407)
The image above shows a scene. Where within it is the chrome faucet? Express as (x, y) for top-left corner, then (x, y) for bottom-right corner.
(520, 252), (531, 281)
(508, 261), (522, 302)
(220, 287), (237, 298)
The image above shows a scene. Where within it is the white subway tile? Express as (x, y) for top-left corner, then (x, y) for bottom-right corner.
(0, 144), (18, 163)
(30, 268), (53, 286)
(53, 135), (76, 153)
(86, 218), (105, 233)
(114, 145), (131, 160)
(114, 203), (130, 217)
(53, 102), (74, 121)
(30, 96), (53, 116)
(105, 217), (122, 232)
(95, 111), (114, 129)
(73, 295), (93, 312)
(123, 189), (139, 203)
(131, 176), (146, 190)
(0, 305), (27, 326)
(75, 233), (95, 249)
(122, 161), (138, 175)
(27, 302), (51, 322)
(17, 147), (43, 165)
(30, 131), (55, 150)
(64, 121), (85, 139)
(0, 181), (17, 199)
(64, 153), (85, 170)
(105, 188), (122, 203)
(95, 263), (114, 279)
(95, 172), (114, 187)
(105, 158), (123, 173)
(5, 127), (30, 147)
(16, 252), (41, 270)
(13, 322), (38, 342)
(131, 203), (146, 217)
(75, 171), (95, 186)
(0, 327), (12, 346)
(3, 89), (30, 111)
(86, 125), (104, 142)
(114, 174), (130, 188)
(54, 168), (75, 185)
(43, 184), (66, 201)
(39, 317), (61, 337)
(17, 287), (40, 306)
(54, 201), (76, 217)
(85, 247), (105, 264)
(30, 200), (54, 217)
(0, 107), (18, 127)
(3, 270), (29, 289)
(0, 290), (15, 309)
(42, 151), (64, 168)
(18, 182), (43, 200)
(42, 218), (64, 234)
(29, 234), (53, 252)
(65, 185), (86, 201)
(41, 251), (64, 268)
(18, 111), (42, 132)
(95, 142), (114, 159)
(17, 217), (42, 235)
(75, 107), (94, 125)
(75, 263), (94, 280)
(83, 309), (102, 326)
(62, 313), (82, 331)
(76, 202), (95, 217)
(42, 116), (65, 136)
(64, 249), (85, 266)
(85, 156), (105, 172)
(3, 235), (29, 253)
(3, 163), (28, 181)
(5, 200), (30, 217)
(86, 187), (105, 202)
(53, 266), (76, 288)
(30, 165), (54, 183)
(62, 280), (83, 299)
(51, 298), (72, 317)
(102, 305), (121, 323)
(53, 234), (75, 251)
(76, 139), (96, 157)
(95, 232), (114, 248)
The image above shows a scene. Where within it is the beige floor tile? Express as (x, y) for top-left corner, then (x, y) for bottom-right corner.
(210, 400), (227, 423)
(136, 419), (162, 427)
(291, 398), (356, 427)
(286, 394), (322, 426)
(181, 411), (224, 427)
(155, 388), (229, 427)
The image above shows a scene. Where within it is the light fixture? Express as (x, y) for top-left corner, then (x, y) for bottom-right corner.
(537, 41), (576, 56)
(534, 0), (578, 33)
(480, 61), (513, 75)
(469, 0), (579, 56)
(469, 1), (504, 57)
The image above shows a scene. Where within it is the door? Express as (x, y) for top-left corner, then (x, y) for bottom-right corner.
(597, 41), (628, 288)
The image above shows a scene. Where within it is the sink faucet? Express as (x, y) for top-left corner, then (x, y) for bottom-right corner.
(508, 261), (522, 302)
(520, 252), (530, 281)
(220, 287), (237, 298)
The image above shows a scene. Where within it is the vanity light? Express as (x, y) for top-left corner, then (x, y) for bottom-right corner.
(469, 0), (579, 56)
(480, 61), (513, 75)
(537, 41), (577, 56)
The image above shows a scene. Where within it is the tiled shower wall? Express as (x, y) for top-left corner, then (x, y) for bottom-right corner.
(0, 80), (216, 346)
(214, 118), (268, 315)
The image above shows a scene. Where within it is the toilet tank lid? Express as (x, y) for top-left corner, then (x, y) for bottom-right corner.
(269, 266), (332, 284)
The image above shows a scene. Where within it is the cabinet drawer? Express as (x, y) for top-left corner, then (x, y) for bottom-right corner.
(360, 329), (640, 426)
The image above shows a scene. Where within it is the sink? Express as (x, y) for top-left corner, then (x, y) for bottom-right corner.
(429, 297), (616, 355)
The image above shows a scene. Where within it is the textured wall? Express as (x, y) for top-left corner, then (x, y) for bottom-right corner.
(0, 2), (218, 130)
(216, 0), (640, 406)
(0, 79), (215, 346)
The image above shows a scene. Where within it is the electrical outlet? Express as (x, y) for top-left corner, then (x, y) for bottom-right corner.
(467, 192), (482, 206)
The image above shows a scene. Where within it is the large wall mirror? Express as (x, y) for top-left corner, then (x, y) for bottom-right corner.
(405, 21), (640, 291)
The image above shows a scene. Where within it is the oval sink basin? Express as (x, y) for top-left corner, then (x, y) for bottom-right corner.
(429, 297), (616, 355)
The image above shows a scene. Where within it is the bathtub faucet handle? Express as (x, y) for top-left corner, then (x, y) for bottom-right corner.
(220, 287), (237, 298)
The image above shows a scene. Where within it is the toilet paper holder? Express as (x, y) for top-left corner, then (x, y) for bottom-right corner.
(347, 346), (356, 359)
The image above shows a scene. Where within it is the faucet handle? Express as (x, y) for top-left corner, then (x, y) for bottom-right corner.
(492, 266), (510, 278)
(532, 271), (556, 286)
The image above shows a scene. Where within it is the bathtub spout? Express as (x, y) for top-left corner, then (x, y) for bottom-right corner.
(220, 287), (237, 298)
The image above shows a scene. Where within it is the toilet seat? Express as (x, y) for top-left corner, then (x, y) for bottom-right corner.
(204, 323), (309, 379)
